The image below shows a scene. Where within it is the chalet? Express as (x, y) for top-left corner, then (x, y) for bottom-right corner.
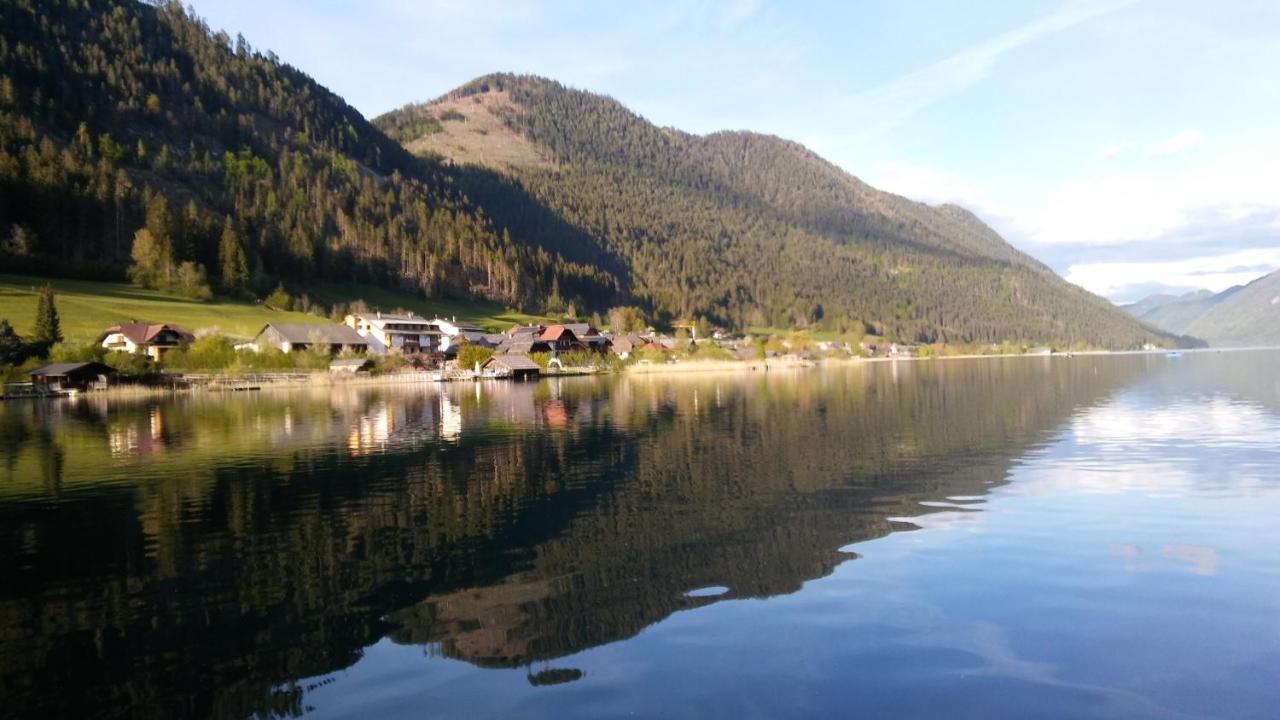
(609, 334), (650, 358)
(506, 324), (544, 338)
(344, 311), (442, 355)
(98, 321), (194, 361)
(433, 317), (488, 352)
(539, 324), (581, 353)
(250, 323), (367, 354)
(29, 361), (114, 391)
(482, 354), (541, 380)
(495, 337), (552, 355)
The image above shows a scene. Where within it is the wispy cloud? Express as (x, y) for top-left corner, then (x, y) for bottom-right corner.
(1097, 141), (1133, 160)
(1145, 129), (1203, 156)
(1063, 247), (1280, 299)
(836, 0), (1138, 135)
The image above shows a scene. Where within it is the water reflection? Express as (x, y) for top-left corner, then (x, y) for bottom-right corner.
(0, 352), (1276, 718)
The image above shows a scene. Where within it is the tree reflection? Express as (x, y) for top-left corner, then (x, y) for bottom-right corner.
(0, 358), (1156, 718)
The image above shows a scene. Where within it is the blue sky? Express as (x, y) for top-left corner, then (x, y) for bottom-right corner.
(196, 0), (1280, 302)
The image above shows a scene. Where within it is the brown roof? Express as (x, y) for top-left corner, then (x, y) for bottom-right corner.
(99, 322), (194, 345)
(30, 361), (114, 378)
(484, 354), (541, 372)
(539, 324), (578, 342)
(258, 323), (367, 345)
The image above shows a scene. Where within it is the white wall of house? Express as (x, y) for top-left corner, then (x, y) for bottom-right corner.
(100, 333), (140, 354)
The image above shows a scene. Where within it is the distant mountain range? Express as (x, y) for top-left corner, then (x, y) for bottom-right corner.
(1123, 270), (1280, 346)
(0, 1), (1187, 348)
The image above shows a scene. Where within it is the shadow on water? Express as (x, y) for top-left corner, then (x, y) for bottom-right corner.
(0, 355), (1181, 718)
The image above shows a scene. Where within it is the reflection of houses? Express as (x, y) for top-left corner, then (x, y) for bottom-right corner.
(98, 321), (194, 360)
(249, 323), (367, 354)
(29, 362), (113, 392)
(482, 354), (541, 380)
(329, 357), (374, 374)
(344, 312), (441, 355)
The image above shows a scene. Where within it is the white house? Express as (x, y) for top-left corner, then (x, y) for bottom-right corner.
(432, 316), (488, 353)
(97, 321), (194, 361)
(344, 311), (443, 355)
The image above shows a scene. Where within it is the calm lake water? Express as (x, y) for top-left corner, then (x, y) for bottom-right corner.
(2, 352), (1279, 719)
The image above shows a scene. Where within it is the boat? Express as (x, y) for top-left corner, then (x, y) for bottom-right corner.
(1166, 351), (1182, 358)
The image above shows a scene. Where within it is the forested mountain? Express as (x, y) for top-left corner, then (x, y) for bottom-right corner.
(0, 0), (612, 307)
(1126, 272), (1280, 346)
(1, 1), (1183, 346)
(379, 74), (1184, 347)
(1122, 289), (1231, 336)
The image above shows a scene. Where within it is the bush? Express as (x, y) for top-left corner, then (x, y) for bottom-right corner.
(104, 351), (157, 377)
(49, 341), (106, 363)
(455, 344), (494, 370)
(163, 335), (236, 370)
(264, 283), (292, 311)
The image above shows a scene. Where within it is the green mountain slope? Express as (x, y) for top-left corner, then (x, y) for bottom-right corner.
(1183, 271), (1280, 346)
(1122, 289), (1230, 335)
(0, 0), (612, 310)
(1124, 274), (1280, 347)
(380, 74), (1186, 348)
(0, 3), (1187, 348)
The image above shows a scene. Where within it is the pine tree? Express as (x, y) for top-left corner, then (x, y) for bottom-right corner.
(33, 284), (62, 345)
(218, 218), (249, 290)
(0, 318), (25, 365)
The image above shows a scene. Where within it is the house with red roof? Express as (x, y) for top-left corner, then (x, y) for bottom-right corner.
(97, 321), (195, 361)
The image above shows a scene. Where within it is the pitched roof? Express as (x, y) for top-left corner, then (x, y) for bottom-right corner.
(540, 324), (578, 342)
(260, 323), (367, 345)
(484, 354), (541, 371)
(564, 323), (599, 337)
(496, 339), (550, 355)
(506, 324), (544, 336)
(99, 321), (195, 345)
(436, 318), (485, 333)
(30, 361), (113, 377)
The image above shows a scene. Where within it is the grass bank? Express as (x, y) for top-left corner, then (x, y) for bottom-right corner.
(0, 274), (551, 343)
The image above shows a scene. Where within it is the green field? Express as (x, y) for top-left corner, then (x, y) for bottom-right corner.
(0, 274), (550, 343)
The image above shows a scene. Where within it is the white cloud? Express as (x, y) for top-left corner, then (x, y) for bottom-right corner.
(835, 0), (1137, 135)
(1145, 129), (1203, 156)
(1097, 141), (1133, 160)
(1063, 247), (1280, 298)
(1013, 128), (1280, 249)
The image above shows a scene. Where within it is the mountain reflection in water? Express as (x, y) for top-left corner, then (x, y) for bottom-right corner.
(1, 352), (1277, 719)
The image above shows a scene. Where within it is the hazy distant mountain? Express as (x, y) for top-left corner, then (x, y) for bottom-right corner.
(1123, 289), (1231, 335)
(377, 74), (1185, 348)
(1184, 271), (1280, 346)
(1125, 272), (1280, 346)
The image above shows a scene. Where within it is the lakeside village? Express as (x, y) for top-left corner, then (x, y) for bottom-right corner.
(1, 287), (1073, 398)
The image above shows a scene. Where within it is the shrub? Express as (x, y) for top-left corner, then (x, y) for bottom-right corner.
(104, 351), (156, 377)
(455, 344), (494, 370)
(49, 341), (106, 363)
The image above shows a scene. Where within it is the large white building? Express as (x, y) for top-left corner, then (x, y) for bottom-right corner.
(343, 312), (443, 355)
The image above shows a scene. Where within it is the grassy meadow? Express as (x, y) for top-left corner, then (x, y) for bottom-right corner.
(0, 274), (551, 343)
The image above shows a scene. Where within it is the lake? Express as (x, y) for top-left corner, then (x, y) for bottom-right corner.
(2, 351), (1278, 719)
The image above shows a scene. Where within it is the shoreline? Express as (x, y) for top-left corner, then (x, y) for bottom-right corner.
(5, 347), (1263, 400)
